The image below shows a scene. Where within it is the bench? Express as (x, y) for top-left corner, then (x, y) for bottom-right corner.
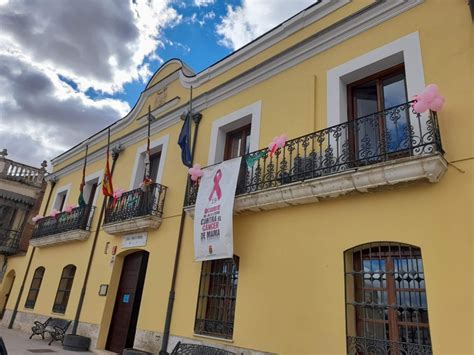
(171, 341), (236, 355)
(29, 317), (71, 345)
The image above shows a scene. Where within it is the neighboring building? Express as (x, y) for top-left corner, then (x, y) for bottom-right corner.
(0, 1), (472, 354)
(0, 149), (47, 319)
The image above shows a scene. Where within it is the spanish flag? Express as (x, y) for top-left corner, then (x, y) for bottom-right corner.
(102, 129), (114, 197)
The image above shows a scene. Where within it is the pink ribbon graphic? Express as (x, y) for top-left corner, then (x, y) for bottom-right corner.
(209, 169), (223, 201)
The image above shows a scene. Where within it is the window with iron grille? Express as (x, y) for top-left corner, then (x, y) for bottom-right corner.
(194, 256), (239, 339)
(345, 243), (432, 355)
(25, 267), (45, 309)
(52, 265), (76, 314)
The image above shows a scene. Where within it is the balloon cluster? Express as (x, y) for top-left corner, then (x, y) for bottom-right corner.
(268, 134), (288, 157)
(50, 209), (60, 218)
(188, 164), (203, 182)
(413, 84), (445, 113)
(113, 188), (126, 200)
(64, 205), (75, 213)
(32, 215), (43, 222)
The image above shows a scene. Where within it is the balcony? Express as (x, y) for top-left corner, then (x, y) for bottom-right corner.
(103, 183), (167, 235)
(346, 336), (432, 355)
(30, 205), (95, 247)
(0, 154), (46, 188)
(0, 228), (21, 255)
(185, 102), (446, 216)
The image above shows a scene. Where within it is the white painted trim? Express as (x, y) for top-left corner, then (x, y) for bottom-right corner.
(327, 32), (425, 126)
(207, 101), (262, 165)
(129, 134), (170, 190)
(51, 184), (71, 212)
(84, 169), (103, 207)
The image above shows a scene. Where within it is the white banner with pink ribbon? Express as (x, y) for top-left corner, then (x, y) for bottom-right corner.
(193, 157), (242, 261)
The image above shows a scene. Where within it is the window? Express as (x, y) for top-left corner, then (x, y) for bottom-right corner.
(52, 265), (76, 314)
(345, 243), (432, 354)
(52, 187), (70, 212)
(224, 124), (251, 160)
(0, 205), (17, 230)
(194, 256), (239, 339)
(148, 151), (161, 181)
(347, 64), (410, 160)
(25, 267), (45, 309)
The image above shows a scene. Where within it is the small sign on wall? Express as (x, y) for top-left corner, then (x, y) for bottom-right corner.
(122, 233), (147, 248)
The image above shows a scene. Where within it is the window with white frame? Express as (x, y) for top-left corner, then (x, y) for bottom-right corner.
(130, 135), (169, 190)
(52, 185), (70, 211)
(207, 101), (261, 165)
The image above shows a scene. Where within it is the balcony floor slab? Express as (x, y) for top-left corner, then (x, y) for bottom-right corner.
(102, 215), (162, 235)
(184, 153), (447, 217)
(29, 229), (91, 248)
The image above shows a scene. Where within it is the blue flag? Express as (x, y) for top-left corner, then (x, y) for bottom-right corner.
(178, 113), (192, 167)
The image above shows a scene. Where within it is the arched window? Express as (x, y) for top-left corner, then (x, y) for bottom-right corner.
(52, 265), (76, 314)
(194, 256), (239, 339)
(345, 243), (432, 354)
(25, 267), (45, 309)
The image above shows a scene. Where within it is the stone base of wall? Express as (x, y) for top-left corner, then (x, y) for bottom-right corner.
(134, 330), (272, 355)
(2, 309), (271, 354)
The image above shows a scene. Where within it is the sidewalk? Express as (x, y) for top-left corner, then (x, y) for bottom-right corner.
(0, 326), (96, 354)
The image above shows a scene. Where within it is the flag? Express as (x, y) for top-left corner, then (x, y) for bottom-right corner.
(78, 144), (88, 207)
(102, 129), (114, 197)
(178, 112), (192, 168)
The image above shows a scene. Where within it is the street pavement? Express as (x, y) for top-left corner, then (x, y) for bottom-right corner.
(0, 326), (93, 354)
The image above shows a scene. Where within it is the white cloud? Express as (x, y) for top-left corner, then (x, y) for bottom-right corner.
(216, 0), (315, 50)
(194, 0), (215, 7)
(0, 0), (181, 165)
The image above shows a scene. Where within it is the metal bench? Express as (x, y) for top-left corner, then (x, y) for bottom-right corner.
(171, 342), (235, 355)
(29, 317), (72, 345)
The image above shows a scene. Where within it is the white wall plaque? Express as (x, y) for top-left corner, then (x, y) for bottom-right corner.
(122, 233), (148, 248)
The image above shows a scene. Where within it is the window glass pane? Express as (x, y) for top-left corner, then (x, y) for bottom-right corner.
(346, 243), (431, 351)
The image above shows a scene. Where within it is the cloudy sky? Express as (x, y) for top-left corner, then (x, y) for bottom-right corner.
(0, 0), (315, 167)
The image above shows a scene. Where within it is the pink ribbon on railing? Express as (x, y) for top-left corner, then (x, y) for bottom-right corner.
(208, 169), (223, 201)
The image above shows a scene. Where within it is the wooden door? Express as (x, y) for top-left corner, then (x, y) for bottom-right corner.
(0, 273), (15, 319)
(347, 64), (409, 162)
(106, 251), (149, 353)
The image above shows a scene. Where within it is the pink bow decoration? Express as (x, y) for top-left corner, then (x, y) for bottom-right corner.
(412, 84), (445, 113)
(268, 134), (288, 157)
(188, 164), (203, 182)
(32, 215), (43, 222)
(64, 205), (75, 213)
(50, 209), (60, 218)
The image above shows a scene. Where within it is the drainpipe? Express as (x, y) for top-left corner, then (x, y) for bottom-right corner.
(71, 146), (122, 335)
(160, 112), (202, 355)
(8, 177), (56, 328)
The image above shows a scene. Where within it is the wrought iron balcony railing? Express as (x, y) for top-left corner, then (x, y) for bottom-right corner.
(32, 205), (95, 239)
(0, 228), (21, 255)
(103, 183), (167, 225)
(347, 336), (432, 355)
(186, 101), (443, 206)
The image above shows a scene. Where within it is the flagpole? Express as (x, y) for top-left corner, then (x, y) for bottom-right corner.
(160, 86), (201, 355)
(71, 139), (121, 335)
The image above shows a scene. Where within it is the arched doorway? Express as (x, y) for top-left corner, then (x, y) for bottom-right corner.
(106, 250), (149, 353)
(0, 269), (16, 319)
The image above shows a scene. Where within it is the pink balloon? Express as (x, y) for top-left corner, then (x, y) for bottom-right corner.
(424, 84), (439, 101)
(413, 99), (429, 113)
(32, 215), (43, 222)
(188, 164), (203, 182)
(429, 96), (444, 112)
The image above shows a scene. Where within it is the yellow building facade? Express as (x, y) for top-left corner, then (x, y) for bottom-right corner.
(1, 1), (472, 354)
